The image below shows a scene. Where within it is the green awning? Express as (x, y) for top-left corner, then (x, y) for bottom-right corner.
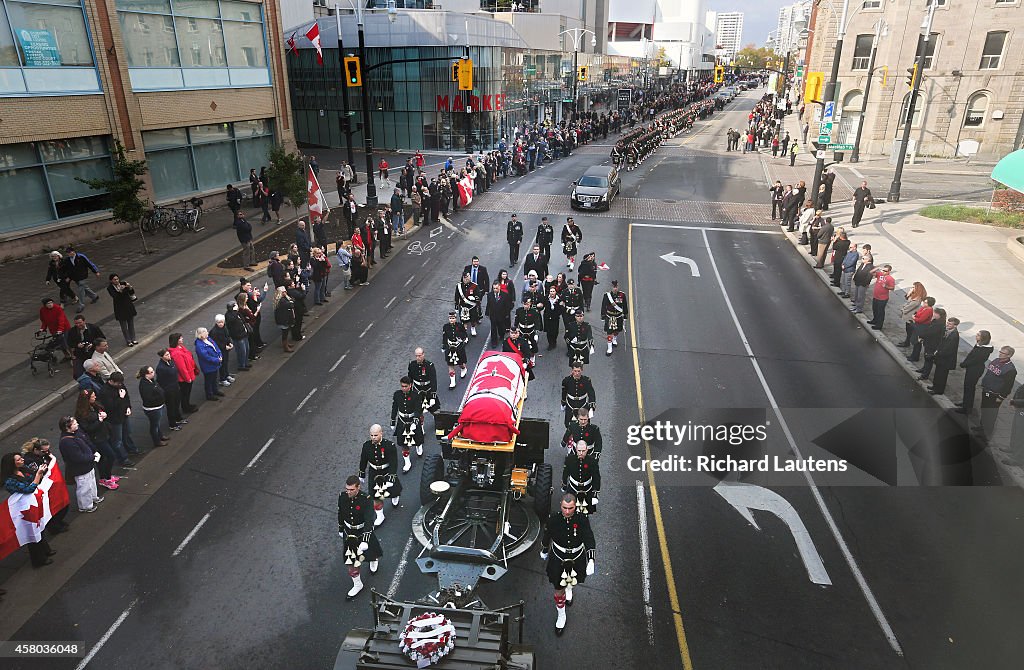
(991, 149), (1024, 192)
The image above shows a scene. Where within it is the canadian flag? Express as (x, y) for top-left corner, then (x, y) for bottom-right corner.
(305, 23), (323, 65)
(458, 174), (475, 208)
(0, 458), (69, 560)
(307, 165), (326, 217)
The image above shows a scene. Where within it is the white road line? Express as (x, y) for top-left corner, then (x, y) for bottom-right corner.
(385, 296), (397, 309)
(404, 274), (416, 287)
(329, 353), (348, 373)
(241, 437), (275, 475)
(421, 259), (429, 267)
(294, 387), (318, 413)
(172, 510), (213, 557)
(75, 598), (138, 670)
(386, 535), (416, 598)
(636, 481), (655, 646)
(632, 223), (782, 235)
(359, 322), (374, 338)
(699, 228), (904, 656)
(849, 166), (865, 179)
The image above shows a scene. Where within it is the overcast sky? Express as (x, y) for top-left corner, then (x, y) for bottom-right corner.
(707, 0), (786, 49)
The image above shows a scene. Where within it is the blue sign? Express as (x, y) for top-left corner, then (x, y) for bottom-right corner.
(823, 101), (835, 121)
(17, 29), (61, 67)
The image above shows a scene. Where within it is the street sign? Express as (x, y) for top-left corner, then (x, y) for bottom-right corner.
(823, 101), (835, 121)
(816, 149), (826, 159)
(796, 65), (803, 77)
(525, 66), (536, 75)
(818, 136), (831, 144)
(617, 88), (632, 112)
(830, 143), (854, 151)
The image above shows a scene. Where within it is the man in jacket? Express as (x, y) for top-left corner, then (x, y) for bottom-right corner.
(523, 245), (549, 280)
(914, 308), (947, 380)
(851, 181), (874, 228)
(956, 330), (994, 414)
(781, 186), (801, 232)
(536, 217), (555, 259)
(295, 220), (312, 266)
(61, 246), (100, 312)
(463, 257), (490, 292)
(978, 346), (1017, 440)
(343, 194), (358, 237)
(868, 264), (895, 330)
(98, 371), (140, 459)
(77, 359), (104, 395)
(813, 217), (835, 269)
(928, 318), (961, 395)
(770, 181), (785, 220)
(233, 212), (254, 271)
(829, 230), (850, 287)
(89, 338), (121, 382)
(66, 314), (104, 379)
(390, 188), (405, 234)
(485, 281), (513, 346)
(58, 416), (102, 513)
(507, 214), (524, 267)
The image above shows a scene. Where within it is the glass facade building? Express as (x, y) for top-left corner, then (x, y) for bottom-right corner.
(0, 0), (101, 95)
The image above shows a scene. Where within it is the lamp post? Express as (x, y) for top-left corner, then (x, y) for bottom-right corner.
(810, 0), (850, 206)
(850, 17), (886, 164)
(559, 27), (597, 119)
(887, 3), (937, 203)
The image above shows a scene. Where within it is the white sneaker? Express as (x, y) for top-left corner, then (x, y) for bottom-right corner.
(606, 341), (613, 355)
(449, 375), (457, 389)
(392, 496), (400, 507)
(402, 455), (411, 472)
(555, 605), (567, 632)
(374, 508), (385, 526)
(369, 560), (379, 574)
(226, 376), (236, 382)
(347, 575), (364, 599)
(416, 444), (423, 456)
(460, 367), (467, 378)
(219, 380), (231, 387)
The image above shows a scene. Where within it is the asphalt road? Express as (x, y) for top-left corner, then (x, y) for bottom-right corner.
(7, 90), (1023, 670)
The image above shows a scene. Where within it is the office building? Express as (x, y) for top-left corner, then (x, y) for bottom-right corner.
(714, 10), (742, 62)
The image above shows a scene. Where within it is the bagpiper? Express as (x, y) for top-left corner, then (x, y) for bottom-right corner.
(600, 279), (629, 356)
(454, 272), (481, 336)
(514, 295), (544, 366)
(408, 347), (440, 414)
(562, 407), (603, 460)
(560, 363), (596, 429)
(562, 440), (600, 515)
(391, 377), (424, 472)
(358, 424), (402, 526)
(540, 493), (596, 635)
(441, 311), (469, 389)
(564, 309), (594, 368)
(338, 475), (383, 599)
(561, 217), (582, 271)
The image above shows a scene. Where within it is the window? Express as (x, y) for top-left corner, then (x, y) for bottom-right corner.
(0, 0), (101, 94)
(995, 0), (1016, 4)
(980, 31), (1007, 69)
(899, 92), (923, 128)
(964, 92), (988, 127)
(915, 33), (940, 69)
(926, 0), (946, 6)
(861, 0), (881, 8)
(852, 34), (873, 70)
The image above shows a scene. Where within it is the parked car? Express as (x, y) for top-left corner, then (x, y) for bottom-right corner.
(570, 165), (620, 211)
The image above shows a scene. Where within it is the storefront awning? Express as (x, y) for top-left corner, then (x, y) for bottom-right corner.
(991, 149), (1024, 192)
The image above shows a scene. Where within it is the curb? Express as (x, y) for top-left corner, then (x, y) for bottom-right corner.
(1007, 235), (1024, 265)
(778, 220), (1024, 488)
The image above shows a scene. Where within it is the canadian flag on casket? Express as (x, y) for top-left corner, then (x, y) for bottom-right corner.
(0, 458), (69, 560)
(447, 352), (527, 444)
(458, 174), (475, 208)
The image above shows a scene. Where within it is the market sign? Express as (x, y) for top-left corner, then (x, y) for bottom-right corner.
(436, 93), (507, 112)
(17, 29), (61, 66)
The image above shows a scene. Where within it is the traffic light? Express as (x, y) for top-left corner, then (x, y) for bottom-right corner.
(905, 63), (918, 89)
(451, 60), (460, 82)
(344, 56), (362, 87)
(714, 65), (724, 83)
(457, 57), (473, 91)
(577, 65), (588, 82)
(803, 71), (824, 103)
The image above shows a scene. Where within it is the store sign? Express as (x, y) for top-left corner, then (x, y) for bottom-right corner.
(436, 94), (506, 112)
(17, 29), (61, 66)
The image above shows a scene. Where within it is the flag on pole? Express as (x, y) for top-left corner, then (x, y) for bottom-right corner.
(307, 165), (326, 218)
(0, 458), (70, 561)
(305, 23), (323, 65)
(286, 32), (298, 58)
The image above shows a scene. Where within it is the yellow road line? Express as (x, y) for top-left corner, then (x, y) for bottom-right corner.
(627, 223), (695, 670)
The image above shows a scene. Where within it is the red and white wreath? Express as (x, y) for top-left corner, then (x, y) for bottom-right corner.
(400, 612), (456, 668)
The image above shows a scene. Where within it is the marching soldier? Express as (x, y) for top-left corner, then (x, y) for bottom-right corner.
(563, 407), (603, 460)
(358, 424), (401, 526)
(535, 216), (555, 259)
(338, 475), (382, 599)
(561, 363), (596, 429)
(610, 142), (624, 168)
(561, 217), (583, 271)
(561, 279), (585, 328)
(391, 377), (424, 472)
(506, 213), (524, 267)
(408, 347), (440, 415)
(514, 295), (544, 366)
(562, 440), (600, 515)
(600, 279), (629, 356)
(540, 493), (596, 635)
(503, 325), (536, 380)
(564, 309), (594, 368)
(441, 312), (469, 389)
(454, 271), (482, 336)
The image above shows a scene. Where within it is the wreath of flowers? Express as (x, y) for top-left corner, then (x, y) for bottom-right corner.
(400, 612), (456, 668)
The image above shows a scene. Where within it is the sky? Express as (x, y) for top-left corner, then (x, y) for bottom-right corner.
(707, 0), (787, 49)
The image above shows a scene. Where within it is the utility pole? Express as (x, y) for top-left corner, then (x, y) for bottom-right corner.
(887, 3), (936, 202)
(356, 14), (377, 208)
(811, 0), (850, 205)
(850, 18), (886, 164)
(334, 6), (355, 173)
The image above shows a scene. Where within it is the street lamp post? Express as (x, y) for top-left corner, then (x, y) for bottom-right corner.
(887, 3), (937, 202)
(335, 6), (356, 173)
(810, 0), (850, 206)
(850, 18), (886, 164)
(559, 28), (597, 120)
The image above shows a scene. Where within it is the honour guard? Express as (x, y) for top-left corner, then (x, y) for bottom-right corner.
(560, 217), (583, 271)
(391, 377), (424, 472)
(564, 309), (594, 367)
(408, 347), (440, 414)
(338, 475), (383, 599)
(536, 216), (555, 259)
(563, 440), (600, 515)
(600, 280), (629, 356)
(506, 213), (524, 267)
(441, 312), (469, 388)
(514, 295), (544, 366)
(563, 407), (603, 460)
(503, 325), (536, 380)
(358, 425), (401, 525)
(561, 279), (585, 328)
(454, 272), (482, 336)
(540, 493), (596, 635)
(560, 363), (596, 429)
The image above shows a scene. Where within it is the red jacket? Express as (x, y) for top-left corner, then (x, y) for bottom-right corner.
(168, 345), (199, 382)
(39, 305), (71, 335)
(913, 305), (934, 325)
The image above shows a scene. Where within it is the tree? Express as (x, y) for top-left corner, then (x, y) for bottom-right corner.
(734, 44), (780, 69)
(77, 140), (150, 252)
(265, 145), (306, 216)
(655, 46), (673, 68)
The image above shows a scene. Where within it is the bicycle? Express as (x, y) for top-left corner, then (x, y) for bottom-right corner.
(176, 197), (205, 234)
(141, 206), (180, 235)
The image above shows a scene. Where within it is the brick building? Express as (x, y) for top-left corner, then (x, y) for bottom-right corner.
(803, 0), (1024, 161)
(0, 0), (295, 257)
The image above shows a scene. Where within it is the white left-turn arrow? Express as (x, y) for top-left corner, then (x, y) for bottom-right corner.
(660, 252), (700, 277)
(714, 480), (832, 586)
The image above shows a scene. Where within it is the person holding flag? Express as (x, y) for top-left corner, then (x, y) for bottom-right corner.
(1, 449), (68, 567)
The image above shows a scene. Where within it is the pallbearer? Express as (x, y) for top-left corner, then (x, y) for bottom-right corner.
(338, 475), (382, 599)
(540, 493), (596, 635)
(358, 424), (401, 526)
(441, 312), (469, 389)
(600, 280), (629, 356)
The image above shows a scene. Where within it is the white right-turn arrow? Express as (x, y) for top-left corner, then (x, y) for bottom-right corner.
(659, 252), (700, 277)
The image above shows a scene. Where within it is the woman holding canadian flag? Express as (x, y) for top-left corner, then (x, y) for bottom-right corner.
(1, 448), (67, 567)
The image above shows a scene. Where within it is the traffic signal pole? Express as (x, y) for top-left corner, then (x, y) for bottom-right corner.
(334, 7), (356, 174)
(356, 19), (377, 208)
(887, 3), (936, 203)
(811, 0), (850, 207)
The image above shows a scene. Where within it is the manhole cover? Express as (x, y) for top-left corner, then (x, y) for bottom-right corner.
(910, 229), (926, 233)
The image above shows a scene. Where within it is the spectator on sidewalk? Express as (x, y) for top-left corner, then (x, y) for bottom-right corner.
(914, 308), (947, 379)
(929, 318), (962, 395)
(45, 251), (77, 306)
(270, 188), (284, 223)
(839, 243), (859, 298)
(249, 169), (259, 205)
(58, 415), (103, 512)
(234, 212), (254, 272)
(77, 359), (104, 395)
(343, 194), (358, 237)
(286, 278), (308, 343)
(310, 248), (329, 306)
(829, 229), (850, 285)
(813, 217), (835, 269)
(97, 370), (139, 459)
(38, 298), (72, 361)
(978, 347), (1017, 441)
(807, 212), (823, 257)
(296, 220), (312, 266)
(789, 141), (799, 166)
(309, 154), (319, 177)
(237, 286), (264, 357)
(769, 181), (785, 220)
(868, 264), (895, 330)
(195, 327), (225, 401)
(850, 248), (875, 315)
(89, 338), (122, 382)
(106, 274), (138, 347)
(268, 250), (287, 289)
(73, 389), (119, 490)
(226, 184), (243, 216)
(209, 314), (234, 387)
(312, 216), (328, 253)
(66, 314), (104, 379)
(20, 438), (70, 533)
(342, 161), (355, 186)
(168, 333), (200, 414)
(956, 331), (993, 414)
(257, 181), (271, 224)
(780, 131), (790, 155)
(156, 349), (185, 430)
(851, 181), (874, 228)
(391, 188), (405, 234)
(136, 366), (170, 447)
(225, 302), (252, 373)
(61, 246), (101, 312)
(898, 288), (931, 347)
(1, 452), (57, 566)
(273, 286), (296, 352)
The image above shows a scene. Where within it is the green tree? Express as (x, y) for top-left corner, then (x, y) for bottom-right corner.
(77, 140), (150, 252)
(266, 145), (307, 216)
(655, 46), (673, 68)
(734, 44), (779, 69)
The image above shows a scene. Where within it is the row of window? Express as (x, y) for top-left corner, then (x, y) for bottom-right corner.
(863, 0), (1018, 7)
(850, 30), (1010, 71)
(838, 89), (991, 129)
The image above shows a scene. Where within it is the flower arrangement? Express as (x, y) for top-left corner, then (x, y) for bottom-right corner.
(400, 612), (456, 668)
